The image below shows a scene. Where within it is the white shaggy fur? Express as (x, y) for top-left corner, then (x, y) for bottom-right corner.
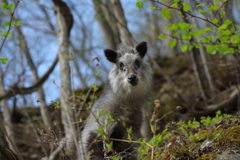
(109, 53), (151, 99)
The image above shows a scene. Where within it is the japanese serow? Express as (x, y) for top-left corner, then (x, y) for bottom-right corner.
(79, 41), (152, 160)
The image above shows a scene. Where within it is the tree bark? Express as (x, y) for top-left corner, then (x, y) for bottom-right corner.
(52, 0), (76, 152)
(0, 70), (15, 153)
(150, 1), (160, 57)
(110, 0), (133, 46)
(92, 0), (120, 50)
(0, 71), (23, 160)
(179, 0), (212, 100)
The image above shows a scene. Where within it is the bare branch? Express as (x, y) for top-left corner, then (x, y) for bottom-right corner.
(0, 55), (58, 100)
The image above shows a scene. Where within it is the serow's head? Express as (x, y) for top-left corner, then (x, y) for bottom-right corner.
(104, 41), (150, 92)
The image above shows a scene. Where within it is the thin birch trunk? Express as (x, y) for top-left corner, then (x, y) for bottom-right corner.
(179, 0), (210, 99)
(150, 1), (160, 57)
(52, 0), (77, 152)
(189, 13), (216, 97)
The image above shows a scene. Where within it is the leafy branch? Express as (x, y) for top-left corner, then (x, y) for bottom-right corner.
(0, 0), (21, 64)
(136, 0), (239, 55)
(148, 0), (228, 28)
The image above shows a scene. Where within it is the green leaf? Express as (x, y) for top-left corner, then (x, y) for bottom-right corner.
(204, 28), (212, 32)
(2, 3), (7, 9)
(221, 36), (229, 43)
(3, 31), (11, 38)
(182, 2), (191, 11)
(181, 45), (188, 52)
(0, 58), (8, 64)
(190, 24), (197, 28)
(15, 21), (21, 26)
(158, 34), (166, 40)
(167, 24), (178, 30)
(228, 48), (234, 54)
(218, 19), (232, 30)
(161, 8), (171, 20)
(217, 44), (229, 54)
(212, 18), (218, 24)
(95, 129), (104, 135)
(150, 6), (156, 10)
(167, 23), (179, 31)
(169, 39), (177, 48)
(173, 32), (179, 37)
(182, 34), (192, 41)
(202, 35), (212, 43)
(173, 0), (180, 2)
(94, 69), (102, 76)
(224, 19), (232, 25)
(136, 1), (143, 9)
(214, 0), (219, 4)
(230, 35), (240, 43)
(199, 10), (205, 14)
(193, 30), (205, 37)
(106, 111), (111, 118)
(206, 45), (217, 54)
(7, 3), (14, 10)
(178, 22), (189, 29)
(196, 4), (204, 8)
(220, 11), (225, 18)
(170, 3), (177, 8)
(221, 30), (231, 36)
(91, 84), (98, 92)
(4, 21), (10, 27)
(177, 12), (182, 16)
(127, 126), (132, 134)
(97, 109), (105, 117)
(210, 5), (219, 11)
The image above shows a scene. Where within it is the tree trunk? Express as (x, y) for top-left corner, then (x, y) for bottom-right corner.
(179, 0), (212, 100)
(150, 1), (160, 57)
(92, 0), (120, 50)
(0, 71), (23, 160)
(52, 0), (76, 152)
(0, 71), (15, 152)
(110, 0), (133, 46)
(189, 13), (216, 97)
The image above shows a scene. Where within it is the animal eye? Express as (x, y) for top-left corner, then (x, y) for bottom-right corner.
(119, 62), (125, 72)
(135, 59), (140, 69)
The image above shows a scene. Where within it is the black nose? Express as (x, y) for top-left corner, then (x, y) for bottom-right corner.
(128, 74), (137, 82)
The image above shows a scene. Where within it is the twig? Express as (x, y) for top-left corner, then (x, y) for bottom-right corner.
(5, 148), (17, 160)
(41, 138), (66, 160)
(215, 0), (229, 19)
(0, 117), (24, 160)
(0, 1), (20, 52)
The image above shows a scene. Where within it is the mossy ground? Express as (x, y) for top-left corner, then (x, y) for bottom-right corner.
(139, 111), (240, 160)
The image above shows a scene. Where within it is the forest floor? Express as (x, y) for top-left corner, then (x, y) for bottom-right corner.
(3, 54), (240, 160)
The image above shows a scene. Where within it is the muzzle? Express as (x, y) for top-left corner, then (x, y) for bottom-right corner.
(128, 74), (138, 86)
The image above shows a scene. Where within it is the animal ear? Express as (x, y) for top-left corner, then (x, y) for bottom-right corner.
(135, 41), (147, 58)
(104, 49), (118, 63)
